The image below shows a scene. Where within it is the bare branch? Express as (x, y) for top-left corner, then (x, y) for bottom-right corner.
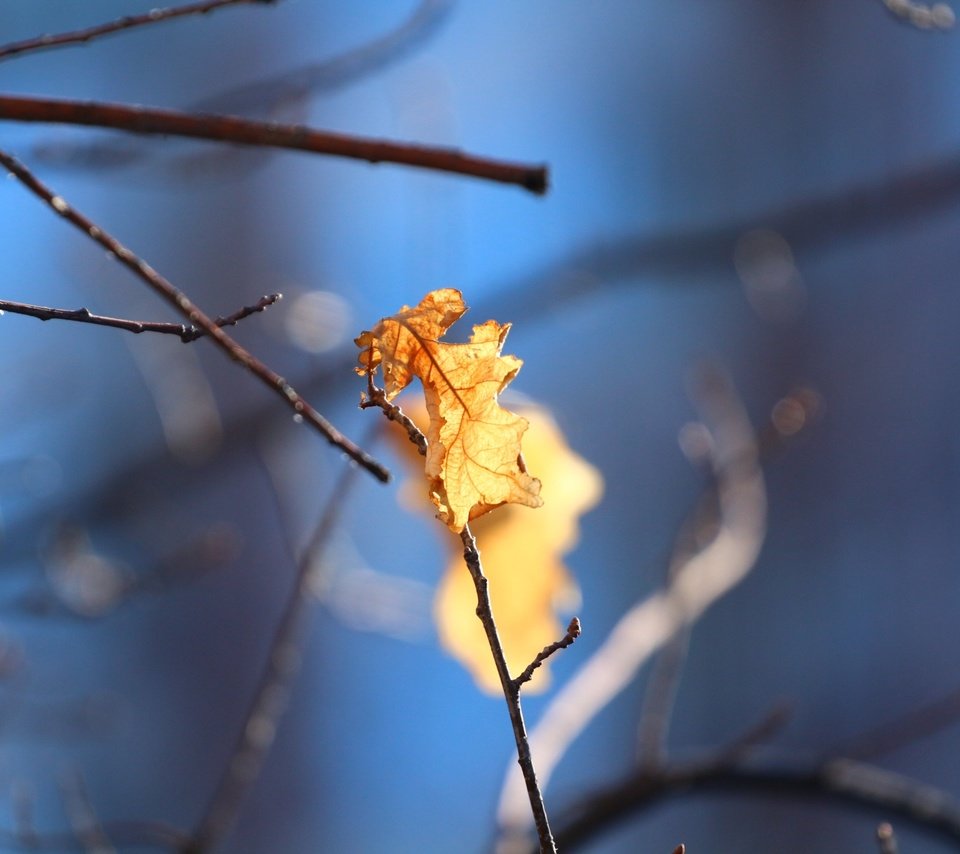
(361, 383), (558, 854)
(0, 95), (548, 194)
(513, 617), (582, 691)
(551, 758), (960, 852)
(0, 293), (280, 342)
(0, 148), (389, 482)
(0, 0), (278, 63)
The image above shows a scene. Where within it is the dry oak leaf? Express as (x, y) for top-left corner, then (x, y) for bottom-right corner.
(356, 288), (542, 531)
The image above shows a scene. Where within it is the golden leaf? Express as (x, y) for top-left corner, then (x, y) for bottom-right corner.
(391, 401), (603, 694)
(356, 288), (542, 532)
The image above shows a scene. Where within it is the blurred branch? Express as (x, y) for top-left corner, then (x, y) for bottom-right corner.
(0, 148), (389, 483)
(550, 758), (960, 852)
(58, 770), (114, 854)
(0, 820), (190, 852)
(876, 822), (899, 854)
(827, 684), (960, 762)
(0, 0), (278, 63)
(32, 0), (454, 175)
(636, 388), (819, 769)
(361, 383), (559, 854)
(0, 95), (548, 194)
(186, 459), (364, 853)
(498, 367), (767, 842)
(190, 0), (452, 116)
(486, 149), (960, 323)
(0, 293), (280, 342)
(880, 0), (955, 29)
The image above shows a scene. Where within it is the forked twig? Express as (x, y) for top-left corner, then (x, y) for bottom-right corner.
(0, 148), (389, 483)
(0, 293), (281, 342)
(0, 95), (548, 194)
(361, 384), (559, 854)
(0, 0), (277, 62)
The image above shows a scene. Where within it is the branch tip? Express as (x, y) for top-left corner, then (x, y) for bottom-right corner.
(513, 616), (582, 690)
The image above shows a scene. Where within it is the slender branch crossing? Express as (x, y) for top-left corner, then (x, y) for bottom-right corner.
(0, 148), (389, 482)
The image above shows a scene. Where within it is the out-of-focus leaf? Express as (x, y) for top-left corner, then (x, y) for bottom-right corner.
(356, 288), (542, 531)
(393, 400), (603, 694)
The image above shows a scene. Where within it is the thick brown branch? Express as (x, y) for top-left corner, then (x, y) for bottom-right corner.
(0, 293), (280, 341)
(0, 0), (277, 62)
(0, 148), (389, 482)
(0, 94), (548, 194)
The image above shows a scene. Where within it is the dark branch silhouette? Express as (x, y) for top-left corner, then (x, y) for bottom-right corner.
(0, 0), (278, 62)
(0, 293), (280, 342)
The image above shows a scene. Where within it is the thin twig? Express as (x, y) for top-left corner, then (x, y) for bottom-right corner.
(0, 148), (389, 482)
(362, 384), (558, 854)
(360, 382), (427, 455)
(513, 617), (581, 690)
(0, 0), (277, 62)
(186, 459), (363, 853)
(0, 95), (548, 194)
(0, 293), (280, 342)
(460, 526), (557, 854)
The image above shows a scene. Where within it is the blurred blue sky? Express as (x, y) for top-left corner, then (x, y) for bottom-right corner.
(2, 2), (960, 852)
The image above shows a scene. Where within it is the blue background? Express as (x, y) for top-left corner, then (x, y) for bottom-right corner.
(1, 2), (960, 852)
